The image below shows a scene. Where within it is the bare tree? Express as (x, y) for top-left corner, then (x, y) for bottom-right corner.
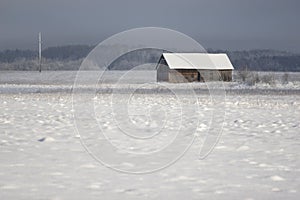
(237, 66), (250, 82)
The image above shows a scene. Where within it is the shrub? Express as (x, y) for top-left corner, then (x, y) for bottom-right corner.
(236, 66), (250, 82)
(281, 72), (289, 84)
(246, 72), (260, 86)
(261, 73), (276, 86)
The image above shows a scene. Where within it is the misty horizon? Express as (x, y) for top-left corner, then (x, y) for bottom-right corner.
(1, 41), (300, 55)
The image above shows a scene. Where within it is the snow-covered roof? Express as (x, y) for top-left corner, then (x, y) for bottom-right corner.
(162, 53), (234, 70)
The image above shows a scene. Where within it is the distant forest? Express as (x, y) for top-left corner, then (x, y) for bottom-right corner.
(0, 45), (300, 71)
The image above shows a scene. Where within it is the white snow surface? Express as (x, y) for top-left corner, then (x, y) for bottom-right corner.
(0, 71), (299, 199)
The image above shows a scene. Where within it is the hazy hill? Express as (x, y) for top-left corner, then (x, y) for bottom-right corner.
(209, 49), (300, 71)
(0, 45), (300, 71)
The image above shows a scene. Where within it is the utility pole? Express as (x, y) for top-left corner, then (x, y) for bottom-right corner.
(38, 32), (42, 72)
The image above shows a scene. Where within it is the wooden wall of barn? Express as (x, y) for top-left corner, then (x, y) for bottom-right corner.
(157, 57), (169, 82)
(156, 56), (233, 83)
(157, 64), (169, 81)
(169, 69), (198, 83)
(198, 70), (232, 82)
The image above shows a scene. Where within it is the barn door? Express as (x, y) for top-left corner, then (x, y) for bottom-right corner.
(197, 72), (201, 81)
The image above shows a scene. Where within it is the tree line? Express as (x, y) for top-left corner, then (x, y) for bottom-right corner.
(0, 45), (300, 71)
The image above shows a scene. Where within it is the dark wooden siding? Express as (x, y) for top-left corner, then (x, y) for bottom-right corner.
(169, 69), (198, 83)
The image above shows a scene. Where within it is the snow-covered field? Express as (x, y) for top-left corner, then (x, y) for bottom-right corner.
(0, 71), (299, 199)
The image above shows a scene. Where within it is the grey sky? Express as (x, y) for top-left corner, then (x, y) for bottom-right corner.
(1, 0), (300, 52)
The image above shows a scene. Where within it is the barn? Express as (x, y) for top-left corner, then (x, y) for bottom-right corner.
(156, 53), (234, 83)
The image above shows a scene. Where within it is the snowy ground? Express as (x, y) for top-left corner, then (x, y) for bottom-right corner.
(0, 71), (299, 199)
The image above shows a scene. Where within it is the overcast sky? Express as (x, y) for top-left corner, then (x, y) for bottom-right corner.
(1, 0), (300, 52)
